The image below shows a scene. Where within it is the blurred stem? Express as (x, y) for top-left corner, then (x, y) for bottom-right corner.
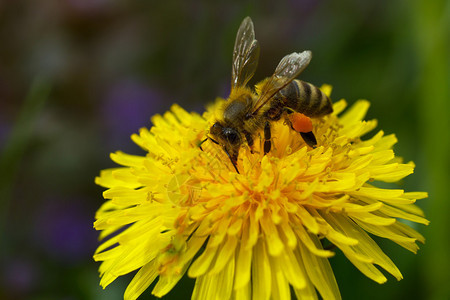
(412, 0), (450, 299)
(0, 77), (51, 245)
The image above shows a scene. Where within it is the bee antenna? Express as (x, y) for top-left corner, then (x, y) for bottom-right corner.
(210, 138), (220, 145)
(198, 137), (219, 151)
(198, 138), (208, 151)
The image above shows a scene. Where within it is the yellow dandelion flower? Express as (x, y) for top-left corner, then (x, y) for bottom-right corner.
(94, 86), (428, 300)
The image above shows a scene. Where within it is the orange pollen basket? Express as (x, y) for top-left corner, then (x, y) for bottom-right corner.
(289, 112), (313, 133)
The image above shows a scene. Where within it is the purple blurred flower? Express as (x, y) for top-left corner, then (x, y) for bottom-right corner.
(1, 257), (39, 297)
(0, 120), (11, 150)
(288, 0), (320, 12)
(65, 0), (112, 15)
(101, 79), (165, 150)
(33, 197), (97, 263)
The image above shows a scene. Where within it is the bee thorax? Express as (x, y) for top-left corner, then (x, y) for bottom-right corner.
(223, 94), (252, 123)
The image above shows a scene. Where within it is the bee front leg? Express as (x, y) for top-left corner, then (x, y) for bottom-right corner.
(223, 147), (240, 174)
(243, 130), (254, 153)
(264, 121), (271, 155)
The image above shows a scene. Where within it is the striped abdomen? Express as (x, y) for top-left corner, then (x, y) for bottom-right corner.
(278, 80), (333, 117)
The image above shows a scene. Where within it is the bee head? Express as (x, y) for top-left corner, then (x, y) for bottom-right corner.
(210, 122), (241, 146)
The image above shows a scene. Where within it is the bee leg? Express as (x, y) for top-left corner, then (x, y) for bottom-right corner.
(243, 130), (254, 153)
(300, 131), (317, 149)
(264, 121), (271, 154)
(223, 147), (240, 174)
(283, 107), (295, 115)
(284, 111), (317, 149)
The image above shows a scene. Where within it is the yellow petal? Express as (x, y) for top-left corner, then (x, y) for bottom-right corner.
(297, 240), (341, 300)
(252, 240), (271, 300)
(260, 213), (284, 256)
(339, 100), (370, 126)
(192, 256), (235, 300)
(234, 243), (253, 290)
(124, 260), (158, 300)
(330, 213), (403, 280)
(188, 242), (219, 278)
(275, 246), (307, 290)
(269, 255), (291, 300)
(209, 235), (238, 275)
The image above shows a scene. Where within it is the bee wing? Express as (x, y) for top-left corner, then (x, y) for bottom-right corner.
(250, 51), (312, 116)
(231, 17), (260, 89)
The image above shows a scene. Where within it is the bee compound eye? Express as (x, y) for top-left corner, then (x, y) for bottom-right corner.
(223, 128), (239, 144)
(226, 132), (238, 144)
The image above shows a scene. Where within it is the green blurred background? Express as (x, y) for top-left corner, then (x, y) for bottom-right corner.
(0, 1), (448, 299)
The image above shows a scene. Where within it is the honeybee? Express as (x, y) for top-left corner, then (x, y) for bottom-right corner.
(201, 17), (333, 173)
